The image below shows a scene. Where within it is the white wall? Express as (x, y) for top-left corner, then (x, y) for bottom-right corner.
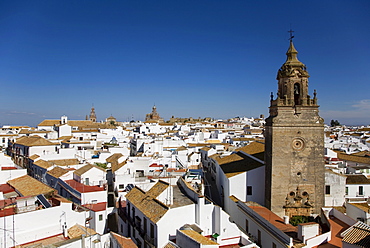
(0, 202), (86, 248)
(79, 168), (106, 186)
(59, 124), (72, 137)
(82, 191), (107, 205)
(325, 170), (346, 206)
(157, 205), (195, 248)
(0, 169), (27, 184)
(346, 203), (370, 224)
(30, 145), (57, 156)
(246, 166), (265, 205)
(346, 184), (370, 199)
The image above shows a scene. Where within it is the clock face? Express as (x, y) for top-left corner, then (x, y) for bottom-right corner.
(292, 138), (305, 151)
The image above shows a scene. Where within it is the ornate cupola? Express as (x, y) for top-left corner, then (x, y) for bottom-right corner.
(264, 34), (325, 218)
(268, 39), (318, 122)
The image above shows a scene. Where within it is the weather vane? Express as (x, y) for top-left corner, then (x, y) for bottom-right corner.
(288, 29), (295, 41)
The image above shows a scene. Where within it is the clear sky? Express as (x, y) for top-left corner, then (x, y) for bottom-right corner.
(1, 1), (370, 126)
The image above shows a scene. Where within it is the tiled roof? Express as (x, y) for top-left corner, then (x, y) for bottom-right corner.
(49, 158), (79, 166)
(112, 160), (127, 173)
(349, 203), (370, 212)
(217, 150), (264, 178)
(179, 229), (218, 245)
(83, 202), (107, 212)
(38, 120), (60, 126)
(176, 146), (187, 151)
(247, 203), (297, 234)
(34, 159), (53, 169)
(65, 179), (105, 193)
(29, 154), (40, 160)
(236, 141), (265, 160)
(346, 175), (370, 184)
(47, 166), (69, 178)
(337, 151), (370, 165)
(106, 153), (123, 163)
(67, 224), (97, 239)
(163, 242), (178, 248)
(110, 232), (138, 248)
(58, 135), (73, 140)
(73, 164), (105, 176)
(0, 184), (16, 194)
(342, 222), (370, 248)
(126, 181), (169, 223)
(14, 135), (57, 147)
(7, 175), (55, 197)
(232, 137), (256, 141)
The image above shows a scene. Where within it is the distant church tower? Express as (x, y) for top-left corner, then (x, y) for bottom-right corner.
(89, 107), (97, 122)
(264, 37), (325, 218)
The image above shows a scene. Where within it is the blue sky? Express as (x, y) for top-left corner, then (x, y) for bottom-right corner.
(1, 1), (370, 126)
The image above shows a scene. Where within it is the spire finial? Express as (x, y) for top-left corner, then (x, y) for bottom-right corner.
(288, 29), (295, 42)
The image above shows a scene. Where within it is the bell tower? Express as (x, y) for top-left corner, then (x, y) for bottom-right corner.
(264, 36), (325, 218)
(89, 107), (97, 122)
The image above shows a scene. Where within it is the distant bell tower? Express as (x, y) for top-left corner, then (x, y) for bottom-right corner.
(264, 34), (325, 218)
(89, 107), (97, 122)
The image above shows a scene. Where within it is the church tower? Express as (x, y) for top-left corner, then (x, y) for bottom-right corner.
(264, 38), (325, 218)
(89, 107), (97, 122)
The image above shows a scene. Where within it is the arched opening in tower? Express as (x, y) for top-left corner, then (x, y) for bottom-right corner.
(294, 83), (300, 105)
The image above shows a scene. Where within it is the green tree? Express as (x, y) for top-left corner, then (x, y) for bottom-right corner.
(330, 119), (340, 127)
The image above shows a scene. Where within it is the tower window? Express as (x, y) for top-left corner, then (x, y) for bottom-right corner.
(325, 185), (330, 195)
(294, 83), (300, 105)
(247, 186), (252, 195)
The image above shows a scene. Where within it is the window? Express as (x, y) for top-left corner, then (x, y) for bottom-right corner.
(144, 217), (147, 234)
(150, 223), (155, 238)
(359, 186), (364, 196)
(245, 219), (249, 233)
(272, 242), (277, 248)
(247, 186), (252, 195)
(119, 184), (125, 189)
(325, 185), (330, 195)
(99, 214), (103, 221)
(257, 230), (261, 246)
(345, 187), (348, 195)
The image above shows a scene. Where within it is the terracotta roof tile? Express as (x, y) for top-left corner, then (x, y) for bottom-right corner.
(47, 166), (69, 178)
(126, 181), (169, 223)
(34, 159), (53, 169)
(14, 136), (57, 147)
(179, 229), (218, 245)
(67, 224), (97, 239)
(49, 158), (79, 166)
(7, 175), (55, 197)
(342, 222), (370, 248)
(110, 232), (138, 247)
(346, 175), (370, 184)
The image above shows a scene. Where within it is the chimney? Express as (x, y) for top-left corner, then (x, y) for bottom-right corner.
(283, 215), (289, 224)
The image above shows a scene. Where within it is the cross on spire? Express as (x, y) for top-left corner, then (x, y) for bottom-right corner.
(288, 29), (295, 41)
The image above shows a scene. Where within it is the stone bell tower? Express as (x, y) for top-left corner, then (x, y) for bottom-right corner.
(264, 37), (325, 218)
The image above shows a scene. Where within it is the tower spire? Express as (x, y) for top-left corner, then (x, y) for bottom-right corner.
(284, 40), (303, 66)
